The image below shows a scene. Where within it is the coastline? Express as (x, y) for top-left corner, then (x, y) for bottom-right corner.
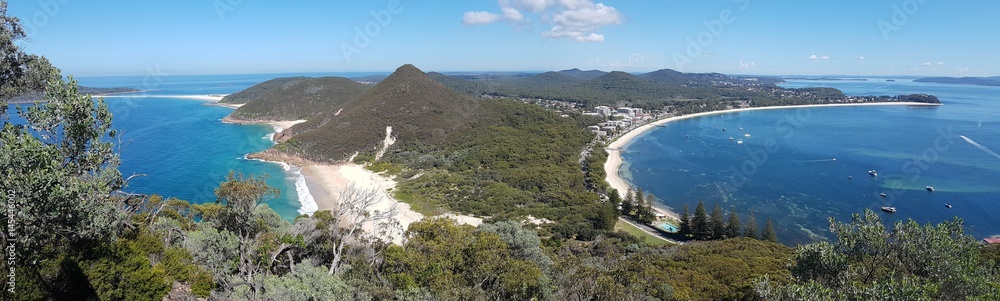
(97, 94), (229, 102)
(604, 101), (941, 219)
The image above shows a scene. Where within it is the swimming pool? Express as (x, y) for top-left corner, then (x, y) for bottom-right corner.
(659, 224), (679, 233)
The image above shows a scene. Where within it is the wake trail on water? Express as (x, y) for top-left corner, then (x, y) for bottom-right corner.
(960, 135), (1000, 160)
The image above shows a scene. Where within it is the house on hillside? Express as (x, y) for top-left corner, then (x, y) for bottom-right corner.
(984, 237), (1000, 244)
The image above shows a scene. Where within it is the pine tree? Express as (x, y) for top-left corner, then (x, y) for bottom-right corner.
(710, 202), (725, 240)
(725, 208), (742, 238)
(637, 193), (655, 224)
(744, 209), (759, 240)
(762, 217), (778, 243)
(622, 190), (635, 216)
(692, 200), (711, 240)
(679, 204), (691, 237)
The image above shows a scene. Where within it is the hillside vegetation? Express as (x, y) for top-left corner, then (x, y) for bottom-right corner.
(271, 65), (612, 237)
(224, 76), (370, 121)
(429, 68), (940, 110)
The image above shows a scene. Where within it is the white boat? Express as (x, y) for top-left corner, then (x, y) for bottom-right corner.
(926, 186), (934, 192)
(744, 133), (751, 138)
(737, 139), (744, 144)
(868, 170), (878, 177)
(729, 136), (734, 140)
(879, 192), (887, 197)
(945, 203), (952, 208)
(881, 206), (897, 213)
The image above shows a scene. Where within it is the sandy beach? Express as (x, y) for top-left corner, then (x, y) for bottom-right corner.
(604, 102), (941, 219)
(300, 163), (482, 244)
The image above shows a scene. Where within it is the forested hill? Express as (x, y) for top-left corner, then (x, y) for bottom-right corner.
(262, 64), (613, 237)
(277, 64), (481, 162)
(915, 76), (1000, 86)
(429, 68), (940, 110)
(223, 77), (371, 121)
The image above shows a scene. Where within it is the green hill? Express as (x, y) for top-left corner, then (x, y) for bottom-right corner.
(279, 64), (481, 162)
(267, 65), (610, 236)
(224, 77), (370, 122)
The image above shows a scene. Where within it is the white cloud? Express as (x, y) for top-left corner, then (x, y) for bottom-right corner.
(809, 55), (830, 60)
(739, 59), (756, 70)
(462, 11), (503, 25)
(921, 62), (932, 66)
(501, 7), (525, 21)
(859, 56), (865, 60)
(936, 61), (945, 65)
(542, 26), (605, 41)
(464, 0), (622, 42)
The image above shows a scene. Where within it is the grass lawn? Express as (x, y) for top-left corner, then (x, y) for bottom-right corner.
(615, 220), (671, 246)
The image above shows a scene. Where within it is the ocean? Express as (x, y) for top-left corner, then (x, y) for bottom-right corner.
(620, 78), (1000, 244)
(6, 73), (381, 220)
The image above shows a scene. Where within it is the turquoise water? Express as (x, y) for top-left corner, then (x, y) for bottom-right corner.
(6, 73), (381, 220)
(659, 224), (679, 233)
(622, 79), (1000, 244)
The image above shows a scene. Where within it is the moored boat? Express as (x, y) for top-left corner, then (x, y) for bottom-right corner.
(881, 206), (897, 213)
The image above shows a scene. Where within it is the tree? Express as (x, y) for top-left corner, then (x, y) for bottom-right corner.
(710, 202), (725, 239)
(725, 209), (742, 238)
(324, 184), (400, 275)
(622, 189), (635, 216)
(212, 172), (279, 299)
(0, 0), (59, 112)
(692, 200), (711, 240)
(761, 217), (778, 243)
(679, 204), (691, 237)
(744, 210), (759, 240)
(755, 210), (1000, 300)
(1, 77), (128, 276)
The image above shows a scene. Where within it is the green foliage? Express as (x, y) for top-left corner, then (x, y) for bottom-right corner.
(225, 76), (370, 122)
(726, 209), (742, 238)
(711, 202), (725, 239)
(385, 218), (545, 300)
(692, 200), (711, 240)
(756, 210), (1000, 300)
(744, 210), (759, 240)
(85, 239), (171, 301)
(762, 217), (778, 243)
(551, 236), (793, 300)
(260, 259), (351, 300)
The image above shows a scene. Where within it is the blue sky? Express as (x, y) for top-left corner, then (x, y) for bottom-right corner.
(8, 0), (999, 77)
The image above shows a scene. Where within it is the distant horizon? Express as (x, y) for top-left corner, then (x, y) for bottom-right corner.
(69, 67), (992, 80)
(10, 1), (998, 78)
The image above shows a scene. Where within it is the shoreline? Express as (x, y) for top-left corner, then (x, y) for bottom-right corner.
(97, 94), (229, 102)
(604, 101), (941, 219)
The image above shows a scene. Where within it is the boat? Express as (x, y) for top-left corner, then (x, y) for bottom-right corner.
(879, 192), (887, 197)
(737, 139), (744, 144)
(729, 137), (734, 141)
(744, 133), (751, 138)
(723, 128), (727, 132)
(926, 186), (934, 192)
(868, 170), (878, 177)
(881, 206), (897, 213)
(739, 127), (744, 131)
(945, 203), (952, 208)
(848, 176), (853, 179)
